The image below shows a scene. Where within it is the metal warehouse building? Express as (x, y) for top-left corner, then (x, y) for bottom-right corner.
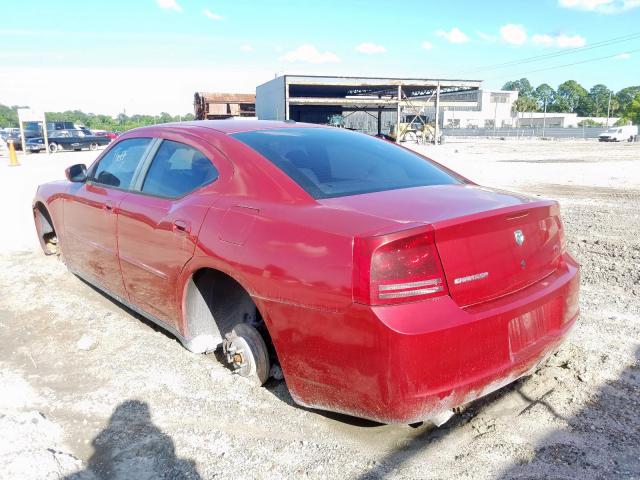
(256, 75), (482, 138)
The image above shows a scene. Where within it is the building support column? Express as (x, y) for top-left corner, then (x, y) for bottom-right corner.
(396, 85), (402, 143)
(434, 82), (441, 145)
(377, 95), (382, 136)
(284, 81), (290, 121)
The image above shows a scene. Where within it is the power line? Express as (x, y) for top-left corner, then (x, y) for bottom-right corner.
(486, 47), (640, 81)
(451, 31), (640, 75)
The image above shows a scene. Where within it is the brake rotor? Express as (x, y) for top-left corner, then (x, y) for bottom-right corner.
(223, 323), (270, 386)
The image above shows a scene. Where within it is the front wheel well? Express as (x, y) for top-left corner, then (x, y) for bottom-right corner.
(33, 202), (58, 255)
(183, 267), (275, 358)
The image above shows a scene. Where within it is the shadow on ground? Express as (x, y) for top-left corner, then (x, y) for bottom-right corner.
(354, 347), (640, 479)
(497, 346), (640, 479)
(65, 400), (201, 480)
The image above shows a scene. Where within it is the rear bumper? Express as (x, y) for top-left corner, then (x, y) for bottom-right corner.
(264, 254), (580, 424)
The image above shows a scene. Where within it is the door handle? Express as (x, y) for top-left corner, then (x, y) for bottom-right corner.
(173, 219), (191, 234)
(103, 200), (114, 211)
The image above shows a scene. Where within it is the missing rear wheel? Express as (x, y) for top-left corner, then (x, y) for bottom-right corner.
(223, 323), (270, 386)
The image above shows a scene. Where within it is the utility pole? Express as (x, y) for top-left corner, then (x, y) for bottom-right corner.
(606, 90), (612, 127)
(542, 97), (547, 138)
(434, 82), (441, 144)
(493, 95), (498, 137)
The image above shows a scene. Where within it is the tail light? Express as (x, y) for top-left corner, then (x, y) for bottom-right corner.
(353, 226), (449, 305)
(556, 216), (567, 254)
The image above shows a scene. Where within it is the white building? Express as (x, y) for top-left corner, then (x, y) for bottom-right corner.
(517, 112), (620, 128)
(438, 89), (519, 129)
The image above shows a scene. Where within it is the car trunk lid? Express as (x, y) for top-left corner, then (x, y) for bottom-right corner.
(431, 201), (563, 307)
(319, 184), (564, 306)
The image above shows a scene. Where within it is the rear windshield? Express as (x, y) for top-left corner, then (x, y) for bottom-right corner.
(232, 128), (460, 199)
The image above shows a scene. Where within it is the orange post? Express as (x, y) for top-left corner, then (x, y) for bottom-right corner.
(8, 140), (20, 167)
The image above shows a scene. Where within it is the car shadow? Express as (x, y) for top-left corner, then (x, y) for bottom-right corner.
(261, 361), (533, 435)
(350, 347), (640, 479)
(64, 400), (201, 480)
(497, 345), (640, 479)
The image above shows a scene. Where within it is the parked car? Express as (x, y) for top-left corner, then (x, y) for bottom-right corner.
(598, 125), (638, 142)
(46, 121), (76, 132)
(32, 121), (580, 425)
(26, 129), (111, 153)
(2, 128), (22, 150)
(93, 130), (119, 140)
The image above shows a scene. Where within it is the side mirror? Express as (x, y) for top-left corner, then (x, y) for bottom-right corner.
(65, 163), (87, 183)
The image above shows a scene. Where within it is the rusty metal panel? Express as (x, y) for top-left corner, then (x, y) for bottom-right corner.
(199, 92), (255, 103)
(208, 103), (228, 115)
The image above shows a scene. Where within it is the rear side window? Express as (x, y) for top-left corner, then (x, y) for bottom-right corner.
(141, 140), (218, 198)
(232, 128), (460, 199)
(91, 137), (152, 189)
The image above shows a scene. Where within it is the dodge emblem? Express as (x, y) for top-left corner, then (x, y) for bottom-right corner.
(514, 229), (525, 246)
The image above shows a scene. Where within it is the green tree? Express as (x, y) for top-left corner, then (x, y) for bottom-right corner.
(502, 78), (537, 112)
(576, 95), (595, 117)
(534, 84), (556, 111)
(577, 118), (603, 127)
(502, 78), (534, 98)
(616, 86), (640, 115)
(512, 96), (538, 112)
(0, 104), (28, 127)
(623, 92), (640, 124)
(158, 112), (173, 123)
(554, 80), (588, 113)
(587, 84), (613, 117)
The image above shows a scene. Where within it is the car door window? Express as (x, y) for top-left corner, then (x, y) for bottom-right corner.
(91, 138), (152, 189)
(141, 140), (218, 198)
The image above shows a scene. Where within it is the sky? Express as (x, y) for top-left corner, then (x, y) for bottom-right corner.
(1, 0), (639, 116)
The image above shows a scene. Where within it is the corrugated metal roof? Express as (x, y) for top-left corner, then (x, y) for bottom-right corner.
(197, 92), (255, 103)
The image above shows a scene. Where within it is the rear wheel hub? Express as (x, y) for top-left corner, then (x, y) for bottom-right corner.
(223, 323), (270, 386)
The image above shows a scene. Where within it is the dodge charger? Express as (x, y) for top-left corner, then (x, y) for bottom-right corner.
(33, 120), (580, 425)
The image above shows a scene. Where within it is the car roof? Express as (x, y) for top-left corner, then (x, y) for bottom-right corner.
(151, 120), (323, 135)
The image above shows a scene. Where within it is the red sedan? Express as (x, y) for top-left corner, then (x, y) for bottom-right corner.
(33, 121), (579, 425)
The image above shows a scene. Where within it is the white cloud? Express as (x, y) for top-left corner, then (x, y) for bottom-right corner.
(476, 31), (498, 42)
(280, 44), (340, 64)
(532, 33), (587, 48)
(615, 52), (631, 59)
(203, 9), (223, 20)
(355, 43), (387, 54)
(156, 0), (182, 12)
(500, 24), (527, 45)
(421, 41), (434, 50)
(240, 44), (254, 52)
(556, 34), (587, 47)
(435, 27), (469, 44)
(531, 34), (555, 47)
(558, 0), (640, 13)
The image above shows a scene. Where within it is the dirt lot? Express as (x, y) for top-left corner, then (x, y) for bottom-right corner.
(1, 141), (639, 479)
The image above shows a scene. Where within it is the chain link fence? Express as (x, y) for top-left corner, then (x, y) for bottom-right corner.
(441, 126), (615, 140)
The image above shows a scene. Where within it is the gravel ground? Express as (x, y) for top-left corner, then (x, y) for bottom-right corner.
(0, 140), (638, 479)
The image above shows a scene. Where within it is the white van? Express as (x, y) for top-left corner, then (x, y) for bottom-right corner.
(598, 125), (638, 142)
